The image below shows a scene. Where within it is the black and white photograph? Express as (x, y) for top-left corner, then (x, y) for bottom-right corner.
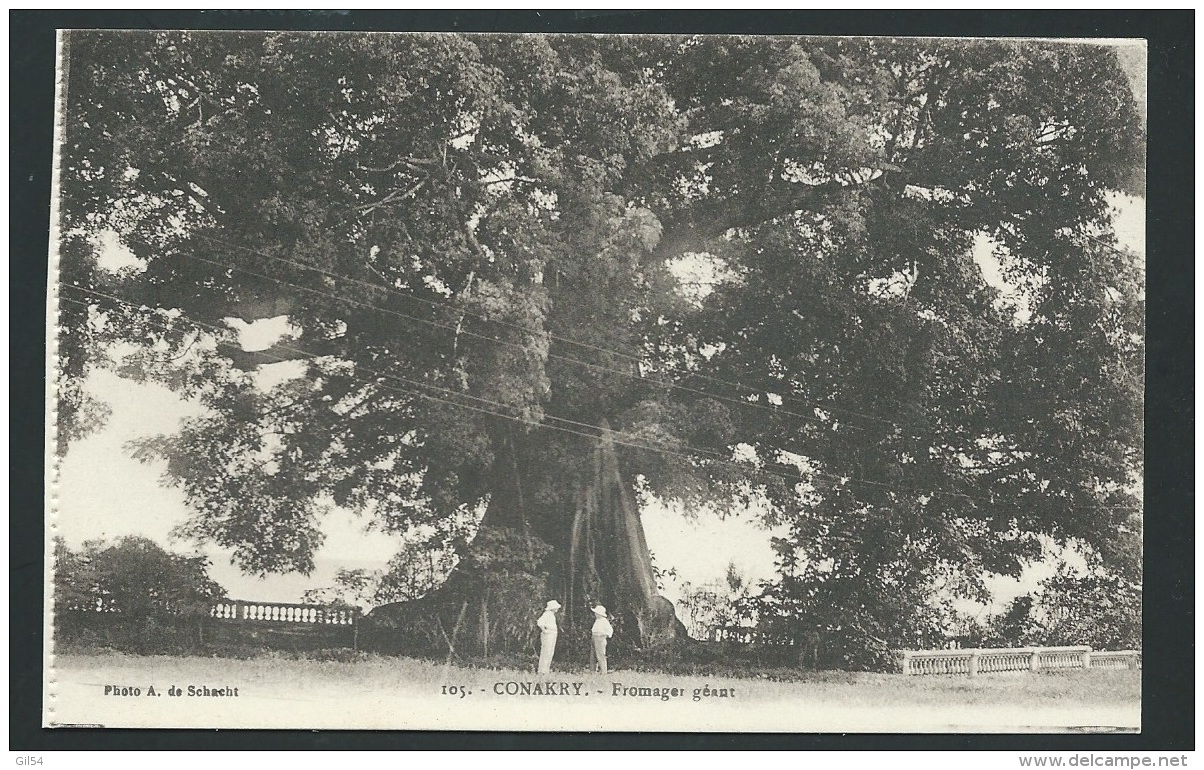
(40, 24), (1152, 734)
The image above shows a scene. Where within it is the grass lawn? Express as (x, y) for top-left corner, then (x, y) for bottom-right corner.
(47, 651), (1140, 732)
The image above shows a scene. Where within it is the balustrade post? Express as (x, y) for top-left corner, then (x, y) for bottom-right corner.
(1081, 649), (1092, 670)
(968, 651), (979, 677)
(900, 651), (913, 676)
(1029, 648), (1041, 672)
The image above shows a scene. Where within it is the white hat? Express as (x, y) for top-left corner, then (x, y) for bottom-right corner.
(592, 605), (607, 617)
(545, 600), (562, 611)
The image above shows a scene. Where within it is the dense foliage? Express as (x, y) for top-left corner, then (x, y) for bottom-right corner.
(302, 544), (457, 609)
(57, 33), (1143, 658)
(675, 564), (754, 641)
(1036, 564), (1141, 651)
(54, 536), (227, 616)
(54, 536), (227, 652)
(972, 559), (1142, 652)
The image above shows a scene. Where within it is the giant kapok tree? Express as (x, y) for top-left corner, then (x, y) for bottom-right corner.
(55, 32), (1143, 659)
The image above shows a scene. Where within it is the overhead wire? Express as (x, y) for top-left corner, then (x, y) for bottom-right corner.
(191, 231), (1141, 457)
(188, 232), (894, 432)
(123, 234), (869, 435)
(59, 286), (803, 485)
(107, 156), (1143, 441)
(61, 282), (1137, 513)
(59, 285), (959, 500)
(186, 248), (858, 436)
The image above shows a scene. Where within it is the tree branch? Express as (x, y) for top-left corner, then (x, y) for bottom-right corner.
(354, 180), (426, 214)
(226, 294), (297, 324)
(356, 156), (439, 174)
(971, 458), (1037, 485)
(650, 178), (854, 261)
(218, 335), (343, 371)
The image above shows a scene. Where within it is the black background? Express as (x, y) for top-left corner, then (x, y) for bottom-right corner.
(10, 9), (1194, 751)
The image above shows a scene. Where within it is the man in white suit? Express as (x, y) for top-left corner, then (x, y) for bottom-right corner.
(536, 599), (561, 674)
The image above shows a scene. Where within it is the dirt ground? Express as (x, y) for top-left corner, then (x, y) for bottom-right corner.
(45, 652), (1141, 733)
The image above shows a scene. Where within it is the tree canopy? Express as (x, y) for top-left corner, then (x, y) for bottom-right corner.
(56, 32), (1143, 651)
(54, 536), (227, 617)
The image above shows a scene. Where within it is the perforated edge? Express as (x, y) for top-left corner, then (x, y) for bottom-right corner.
(43, 29), (69, 729)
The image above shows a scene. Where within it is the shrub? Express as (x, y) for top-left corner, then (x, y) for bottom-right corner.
(53, 536), (227, 653)
(1035, 564), (1141, 650)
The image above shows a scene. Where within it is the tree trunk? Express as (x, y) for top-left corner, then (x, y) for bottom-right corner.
(366, 420), (685, 656)
(563, 421), (681, 647)
(480, 591), (489, 658)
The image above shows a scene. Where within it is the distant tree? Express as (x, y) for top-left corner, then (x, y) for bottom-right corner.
(976, 538), (1140, 651)
(1034, 563), (1141, 651)
(1098, 510), (1143, 585)
(52, 536), (95, 613)
(54, 536), (227, 650)
(676, 562), (754, 640)
(676, 582), (725, 640)
(947, 613), (989, 649)
(304, 544), (458, 609)
(55, 536), (226, 618)
(750, 554), (954, 670)
(301, 568), (377, 609)
(374, 544), (459, 605)
(983, 595), (1043, 647)
(370, 526), (553, 657)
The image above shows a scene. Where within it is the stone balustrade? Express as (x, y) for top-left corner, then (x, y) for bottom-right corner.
(1087, 650), (1143, 670)
(210, 600), (361, 625)
(898, 646), (1140, 676)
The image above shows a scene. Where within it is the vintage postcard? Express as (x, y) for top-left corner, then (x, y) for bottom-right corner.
(44, 29), (1145, 732)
